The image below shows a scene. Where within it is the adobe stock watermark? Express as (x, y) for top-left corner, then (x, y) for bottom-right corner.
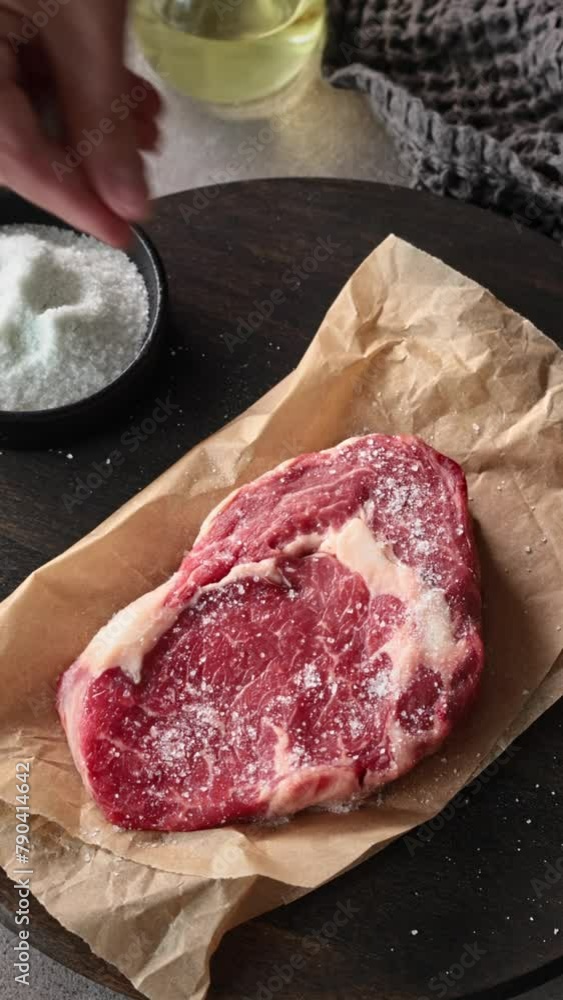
(416, 942), (487, 999)
(512, 192), (544, 235)
(532, 855), (563, 900)
(178, 112), (290, 225)
(338, 18), (383, 63)
(9, 0), (69, 52)
(26, 678), (58, 720)
(222, 235), (342, 353)
(213, 0), (246, 18)
(52, 83), (151, 182)
(12, 761), (34, 987)
(244, 898), (360, 1000)
(404, 742), (520, 856)
(61, 395), (179, 514)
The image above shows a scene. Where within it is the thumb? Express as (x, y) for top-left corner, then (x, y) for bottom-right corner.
(44, 0), (149, 222)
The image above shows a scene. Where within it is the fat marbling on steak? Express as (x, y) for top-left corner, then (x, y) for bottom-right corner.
(57, 435), (484, 832)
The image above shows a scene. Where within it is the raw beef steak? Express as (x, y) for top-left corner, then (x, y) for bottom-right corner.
(58, 435), (483, 832)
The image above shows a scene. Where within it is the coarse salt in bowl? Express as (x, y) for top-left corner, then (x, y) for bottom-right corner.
(0, 196), (166, 448)
(0, 225), (150, 412)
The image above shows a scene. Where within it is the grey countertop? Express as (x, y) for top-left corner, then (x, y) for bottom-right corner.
(1, 41), (562, 1000)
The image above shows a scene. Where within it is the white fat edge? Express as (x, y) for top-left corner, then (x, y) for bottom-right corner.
(321, 515), (467, 768)
(363, 607), (463, 784)
(278, 531), (324, 557)
(72, 456), (375, 689)
(319, 515), (420, 602)
(76, 575), (182, 683)
(414, 589), (461, 665)
(72, 539), (324, 695)
(381, 589), (467, 703)
(268, 718), (350, 778)
(266, 709), (358, 814)
(375, 622), (446, 777)
(181, 532), (326, 607)
(270, 723), (292, 777)
(320, 515), (461, 670)
(76, 556), (289, 686)
(73, 506), (458, 696)
(58, 666), (97, 793)
(185, 556), (287, 605)
(266, 765), (360, 816)
(380, 593), (471, 776)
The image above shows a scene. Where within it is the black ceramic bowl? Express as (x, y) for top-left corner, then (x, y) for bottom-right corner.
(0, 193), (167, 449)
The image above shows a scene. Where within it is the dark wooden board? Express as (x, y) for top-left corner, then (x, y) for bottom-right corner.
(1, 179), (563, 1000)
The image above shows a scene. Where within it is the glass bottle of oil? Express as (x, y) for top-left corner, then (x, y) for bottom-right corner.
(134, 0), (325, 110)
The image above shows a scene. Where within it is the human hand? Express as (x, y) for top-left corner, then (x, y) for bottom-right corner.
(0, 0), (161, 246)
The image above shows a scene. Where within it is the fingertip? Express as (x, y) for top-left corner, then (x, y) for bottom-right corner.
(92, 164), (150, 223)
(97, 218), (137, 249)
(55, 199), (133, 248)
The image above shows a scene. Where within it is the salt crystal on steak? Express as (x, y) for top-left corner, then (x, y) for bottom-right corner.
(57, 434), (484, 832)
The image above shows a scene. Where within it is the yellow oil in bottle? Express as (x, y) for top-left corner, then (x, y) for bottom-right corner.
(134, 0), (325, 109)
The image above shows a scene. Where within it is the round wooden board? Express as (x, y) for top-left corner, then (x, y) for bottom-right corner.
(1, 179), (563, 1000)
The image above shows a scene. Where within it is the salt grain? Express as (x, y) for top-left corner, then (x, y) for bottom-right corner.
(0, 224), (149, 411)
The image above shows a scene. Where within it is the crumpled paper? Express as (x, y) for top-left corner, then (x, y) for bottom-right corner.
(0, 235), (562, 999)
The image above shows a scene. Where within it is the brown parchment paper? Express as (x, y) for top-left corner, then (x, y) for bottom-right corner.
(1, 235), (563, 1000)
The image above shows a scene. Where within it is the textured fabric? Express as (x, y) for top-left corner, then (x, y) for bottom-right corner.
(323, 0), (563, 241)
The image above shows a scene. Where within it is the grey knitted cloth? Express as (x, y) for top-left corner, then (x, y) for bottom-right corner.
(323, 0), (563, 241)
